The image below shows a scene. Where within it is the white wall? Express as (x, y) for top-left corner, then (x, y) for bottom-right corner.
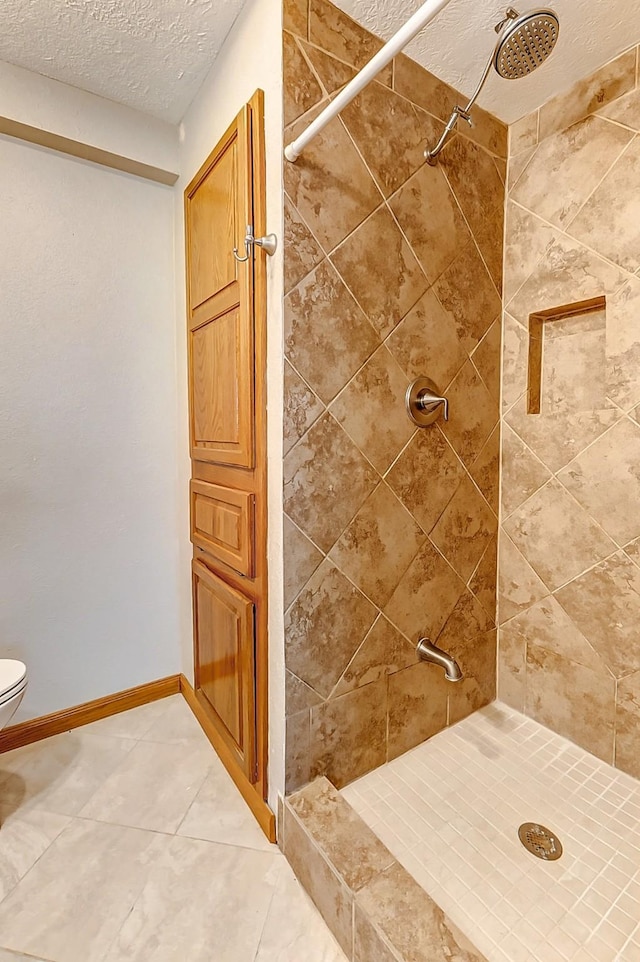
(174, 0), (285, 807)
(0, 59), (178, 173)
(0, 134), (180, 722)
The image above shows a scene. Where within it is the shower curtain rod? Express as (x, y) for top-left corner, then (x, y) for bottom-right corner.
(284, 0), (455, 162)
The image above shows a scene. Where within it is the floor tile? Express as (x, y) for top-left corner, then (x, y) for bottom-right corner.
(0, 819), (166, 962)
(177, 755), (274, 852)
(102, 835), (281, 962)
(81, 697), (172, 741)
(254, 859), (348, 962)
(137, 694), (211, 745)
(0, 808), (70, 903)
(0, 730), (135, 817)
(344, 702), (640, 962)
(79, 738), (214, 833)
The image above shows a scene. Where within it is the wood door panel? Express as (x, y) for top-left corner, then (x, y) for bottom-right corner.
(193, 560), (256, 777)
(190, 307), (253, 466)
(187, 134), (238, 314)
(191, 480), (254, 577)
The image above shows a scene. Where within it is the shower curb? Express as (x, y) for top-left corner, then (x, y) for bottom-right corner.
(282, 777), (488, 962)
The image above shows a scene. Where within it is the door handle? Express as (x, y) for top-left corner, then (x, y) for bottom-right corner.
(233, 224), (278, 262)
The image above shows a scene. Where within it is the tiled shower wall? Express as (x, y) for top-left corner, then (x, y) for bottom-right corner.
(282, 0), (506, 793)
(499, 46), (640, 779)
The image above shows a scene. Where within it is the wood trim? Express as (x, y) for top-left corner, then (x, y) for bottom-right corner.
(0, 675), (181, 754)
(248, 89), (270, 804)
(180, 674), (276, 842)
(0, 116), (178, 186)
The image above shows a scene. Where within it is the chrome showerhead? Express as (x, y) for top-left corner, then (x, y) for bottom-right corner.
(494, 7), (560, 80)
(425, 5), (561, 163)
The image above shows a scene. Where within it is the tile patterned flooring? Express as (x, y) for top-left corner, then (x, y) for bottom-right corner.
(343, 702), (640, 962)
(0, 695), (347, 962)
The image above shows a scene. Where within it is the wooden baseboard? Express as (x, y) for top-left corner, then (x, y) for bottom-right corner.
(0, 674), (181, 754)
(179, 674), (276, 843)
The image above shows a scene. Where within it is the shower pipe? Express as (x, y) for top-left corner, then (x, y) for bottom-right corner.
(283, 0), (455, 162)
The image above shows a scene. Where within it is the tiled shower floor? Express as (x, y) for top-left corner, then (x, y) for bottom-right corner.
(342, 703), (640, 962)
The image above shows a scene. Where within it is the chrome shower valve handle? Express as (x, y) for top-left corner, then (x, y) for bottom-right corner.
(406, 377), (449, 427)
(233, 224), (278, 263)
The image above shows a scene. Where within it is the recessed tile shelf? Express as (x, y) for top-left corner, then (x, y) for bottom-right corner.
(527, 296), (607, 414)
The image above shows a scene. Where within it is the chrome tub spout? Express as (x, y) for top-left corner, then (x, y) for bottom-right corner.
(416, 638), (463, 682)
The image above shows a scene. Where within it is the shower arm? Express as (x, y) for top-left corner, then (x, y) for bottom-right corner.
(284, 0), (455, 163)
(426, 8), (517, 163)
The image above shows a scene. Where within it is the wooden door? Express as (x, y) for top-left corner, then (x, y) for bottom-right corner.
(184, 92), (270, 828)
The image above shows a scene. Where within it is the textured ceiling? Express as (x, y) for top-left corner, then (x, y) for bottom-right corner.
(335, 0), (640, 122)
(0, 0), (247, 123)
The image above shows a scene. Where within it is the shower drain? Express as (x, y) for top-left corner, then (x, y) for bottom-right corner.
(518, 822), (563, 861)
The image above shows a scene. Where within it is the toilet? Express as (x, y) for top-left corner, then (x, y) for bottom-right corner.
(0, 660), (28, 731)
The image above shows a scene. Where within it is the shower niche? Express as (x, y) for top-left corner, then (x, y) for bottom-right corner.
(526, 295), (607, 416)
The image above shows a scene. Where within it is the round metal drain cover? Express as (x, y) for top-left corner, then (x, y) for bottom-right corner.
(518, 822), (563, 861)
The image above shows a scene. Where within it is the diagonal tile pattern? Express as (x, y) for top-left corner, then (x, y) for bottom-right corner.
(283, 0), (504, 791)
(500, 46), (640, 777)
(0, 695), (347, 962)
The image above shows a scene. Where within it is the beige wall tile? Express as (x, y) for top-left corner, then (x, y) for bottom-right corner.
(285, 560), (377, 697)
(285, 710), (311, 794)
(607, 275), (640, 409)
(284, 0), (308, 38)
(569, 135), (640, 274)
(558, 418), (640, 544)
(497, 622), (526, 711)
(511, 116), (633, 229)
(440, 360), (497, 470)
(284, 195), (324, 295)
(330, 345), (414, 473)
(387, 663), (449, 760)
(386, 287), (467, 391)
(615, 671), (640, 778)
(333, 615), (418, 697)
(430, 476), (496, 582)
(526, 644), (616, 764)
(284, 32), (323, 127)
(341, 82), (442, 198)
(384, 540), (465, 642)
(283, 515), (323, 609)
(329, 482), (425, 606)
(598, 86), (640, 131)
(501, 424), (552, 519)
(285, 260), (379, 404)
(310, 680), (387, 787)
(283, 804), (353, 956)
(538, 47), (637, 141)
(498, 531), (548, 624)
(389, 164), (471, 286)
(503, 479), (616, 591)
(288, 777), (394, 890)
(510, 111), (538, 154)
(356, 862), (489, 962)
(440, 136), (505, 292)
(284, 413), (377, 552)
(385, 428), (465, 535)
(285, 108), (383, 253)
(283, 360), (324, 455)
(555, 552), (640, 679)
(283, 0), (502, 787)
(331, 206), (428, 339)
(433, 243), (501, 356)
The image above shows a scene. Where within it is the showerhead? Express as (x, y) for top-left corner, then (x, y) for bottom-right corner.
(425, 5), (560, 164)
(494, 7), (560, 80)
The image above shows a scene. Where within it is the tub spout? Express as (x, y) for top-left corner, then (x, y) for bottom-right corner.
(416, 638), (463, 682)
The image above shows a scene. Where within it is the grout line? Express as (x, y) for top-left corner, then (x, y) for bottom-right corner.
(562, 125), (639, 233)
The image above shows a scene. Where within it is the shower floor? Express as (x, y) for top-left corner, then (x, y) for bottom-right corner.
(342, 703), (640, 962)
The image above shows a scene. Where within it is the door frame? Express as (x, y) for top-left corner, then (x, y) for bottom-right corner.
(184, 89), (273, 840)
